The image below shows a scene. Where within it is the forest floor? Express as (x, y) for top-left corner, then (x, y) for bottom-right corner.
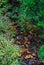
(13, 25), (44, 65)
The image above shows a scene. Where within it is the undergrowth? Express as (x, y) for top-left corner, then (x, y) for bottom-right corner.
(0, 0), (44, 64)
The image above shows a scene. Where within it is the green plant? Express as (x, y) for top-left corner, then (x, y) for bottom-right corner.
(0, 15), (13, 32)
(0, 37), (21, 65)
(37, 21), (44, 28)
(0, 15), (15, 39)
(38, 45), (44, 60)
(17, 0), (44, 32)
(0, 0), (8, 6)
